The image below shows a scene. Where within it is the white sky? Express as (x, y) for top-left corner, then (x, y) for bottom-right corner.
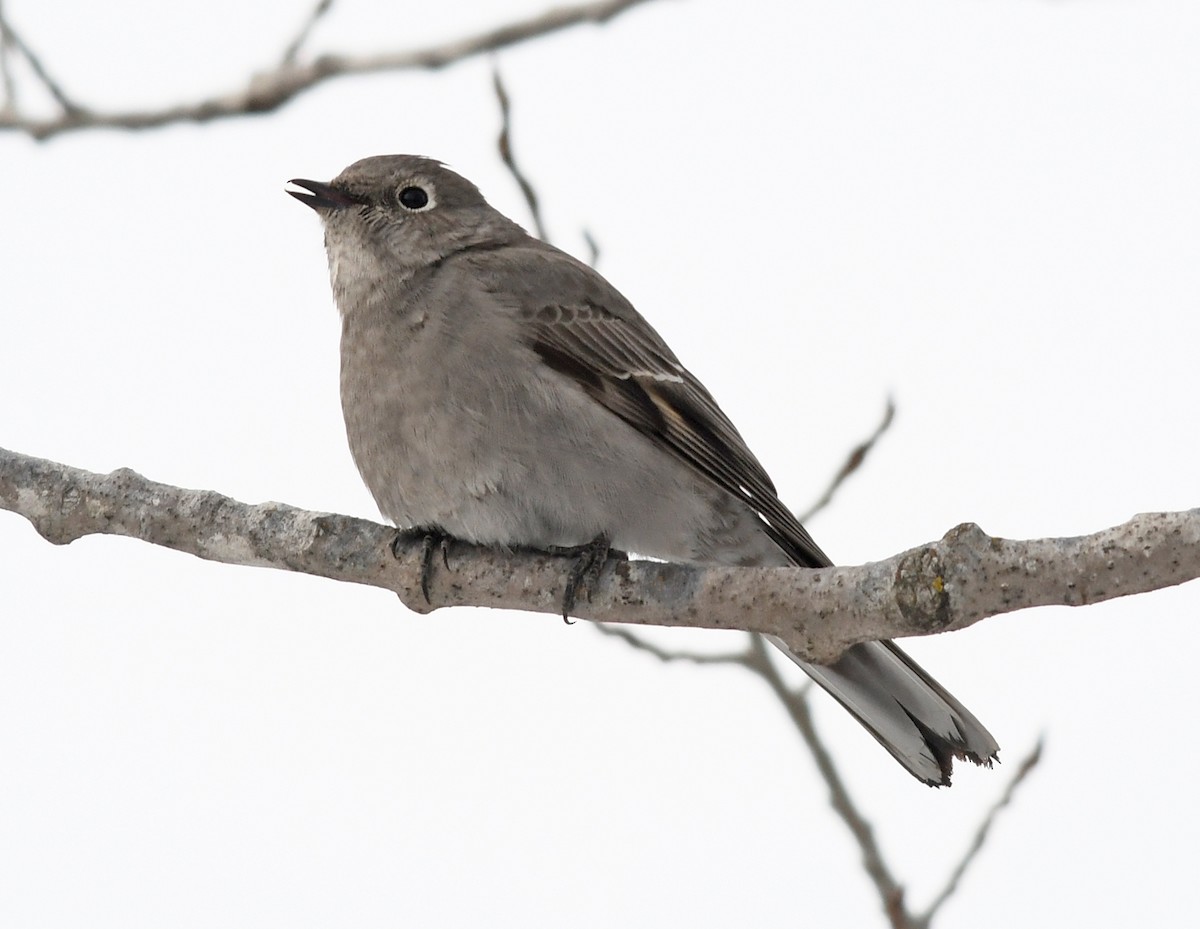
(2, 0), (1199, 925)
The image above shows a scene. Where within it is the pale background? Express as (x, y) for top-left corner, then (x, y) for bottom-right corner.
(2, 1), (1198, 925)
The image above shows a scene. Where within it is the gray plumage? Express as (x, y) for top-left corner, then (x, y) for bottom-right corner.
(288, 154), (999, 786)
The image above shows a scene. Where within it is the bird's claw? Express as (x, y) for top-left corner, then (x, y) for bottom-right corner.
(392, 527), (452, 603)
(548, 532), (622, 622)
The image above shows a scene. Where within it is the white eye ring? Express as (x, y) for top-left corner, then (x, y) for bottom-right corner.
(397, 184), (435, 212)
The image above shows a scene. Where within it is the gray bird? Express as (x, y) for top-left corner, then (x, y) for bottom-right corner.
(288, 154), (999, 786)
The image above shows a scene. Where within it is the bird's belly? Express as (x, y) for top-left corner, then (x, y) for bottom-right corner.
(340, 329), (782, 566)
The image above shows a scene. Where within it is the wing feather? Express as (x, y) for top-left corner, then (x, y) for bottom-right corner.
(496, 248), (829, 568)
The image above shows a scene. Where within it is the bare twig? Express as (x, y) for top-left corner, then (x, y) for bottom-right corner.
(489, 64), (600, 273)
(281, 0), (336, 66)
(798, 396), (896, 524)
(593, 618), (910, 921)
(745, 634), (909, 924)
(916, 739), (1044, 927)
(492, 66), (549, 241)
(0, 0), (661, 139)
(0, 0), (81, 115)
(0, 1), (14, 115)
(3, 447), (1199, 664)
(583, 228), (601, 266)
(600, 628), (1041, 926)
(603, 629), (1040, 929)
(590, 627), (911, 913)
(593, 622), (758, 666)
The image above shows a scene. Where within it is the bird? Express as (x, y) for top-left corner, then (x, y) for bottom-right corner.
(288, 154), (999, 786)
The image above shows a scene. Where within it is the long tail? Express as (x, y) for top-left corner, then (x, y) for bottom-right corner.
(768, 636), (1000, 786)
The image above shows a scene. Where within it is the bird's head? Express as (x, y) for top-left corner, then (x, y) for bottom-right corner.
(288, 154), (524, 295)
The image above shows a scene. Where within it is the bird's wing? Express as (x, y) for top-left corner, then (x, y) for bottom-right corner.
(475, 244), (831, 568)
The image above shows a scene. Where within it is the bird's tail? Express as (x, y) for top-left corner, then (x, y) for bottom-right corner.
(768, 636), (999, 786)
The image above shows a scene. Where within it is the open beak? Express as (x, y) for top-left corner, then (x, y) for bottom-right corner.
(286, 178), (362, 211)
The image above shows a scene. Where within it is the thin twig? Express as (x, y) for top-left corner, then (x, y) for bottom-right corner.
(599, 622), (912, 925)
(596, 618), (908, 915)
(0, 0), (661, 139)
(798, 396), (896, 524)
(0, 1), (13, 115)
(593, 622), (758, 666)
(744, 634), (910, 926)
(492, 66), (549, 241)
(598, 614), (1040, 928)
(0, 1), (81, 115)
(916, 738), (1044, 926)
(583, 228), (601, 267)
(281, 0), (336, 66)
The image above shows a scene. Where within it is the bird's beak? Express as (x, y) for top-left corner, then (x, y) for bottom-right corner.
(286, 178), (362, 211)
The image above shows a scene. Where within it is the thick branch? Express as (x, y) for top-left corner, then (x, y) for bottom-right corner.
(2, 447), (1197, 662)
(0, 0), (659, 140)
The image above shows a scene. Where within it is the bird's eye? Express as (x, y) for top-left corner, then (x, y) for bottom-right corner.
(397, 185), (432, 211)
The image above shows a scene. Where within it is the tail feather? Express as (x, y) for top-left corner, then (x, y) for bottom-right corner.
(768, 636), (999, 786)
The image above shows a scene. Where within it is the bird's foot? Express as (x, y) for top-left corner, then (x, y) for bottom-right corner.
(546, 532), (624, 621)
(391, 526), (453, 603)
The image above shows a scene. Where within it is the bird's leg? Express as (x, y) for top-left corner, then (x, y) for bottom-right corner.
(546, 532), (624, 621)
(391, 526), (453, 603)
